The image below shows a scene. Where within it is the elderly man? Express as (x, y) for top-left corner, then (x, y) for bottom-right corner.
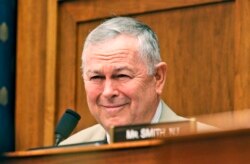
(60, 17), (214, 145)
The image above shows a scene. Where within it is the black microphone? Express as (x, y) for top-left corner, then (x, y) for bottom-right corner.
(55, 109), (81, 146)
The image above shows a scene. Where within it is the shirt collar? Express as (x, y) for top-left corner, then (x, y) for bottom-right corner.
(151, 100), (162, 123)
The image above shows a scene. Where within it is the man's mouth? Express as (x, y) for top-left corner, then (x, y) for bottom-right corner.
(100, 103), (128, 114)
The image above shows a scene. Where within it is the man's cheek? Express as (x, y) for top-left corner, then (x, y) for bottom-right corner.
(86, 88), (99, 97)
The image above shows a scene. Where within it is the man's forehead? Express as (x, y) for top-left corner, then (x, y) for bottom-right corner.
(84, 35), (139, 55)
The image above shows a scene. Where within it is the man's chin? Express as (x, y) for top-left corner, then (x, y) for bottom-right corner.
(104, 121), (129, 131)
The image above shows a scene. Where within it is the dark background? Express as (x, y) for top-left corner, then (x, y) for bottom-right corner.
(0, 0), (16, 153)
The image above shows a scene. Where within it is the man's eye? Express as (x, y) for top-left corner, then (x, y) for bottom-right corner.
(116, 74), (130, 79)
(90, 76), (104, 80)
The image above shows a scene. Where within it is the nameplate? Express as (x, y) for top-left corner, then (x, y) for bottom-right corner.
(110, 119), (196, 143)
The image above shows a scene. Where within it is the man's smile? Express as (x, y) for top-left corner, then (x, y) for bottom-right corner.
(99, 103), (129, 114)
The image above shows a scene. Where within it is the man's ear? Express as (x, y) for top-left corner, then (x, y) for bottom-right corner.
(154, 62), (167, 94)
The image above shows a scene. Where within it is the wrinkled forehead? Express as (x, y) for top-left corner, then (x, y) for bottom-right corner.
(82, 34), (142, 65)
(84, 34), (139, 52)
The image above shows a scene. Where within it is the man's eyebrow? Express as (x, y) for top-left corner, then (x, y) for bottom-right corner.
(85, 66), (134, 75)
(85, 70), (101, 76)
(113, 66), (133, 73)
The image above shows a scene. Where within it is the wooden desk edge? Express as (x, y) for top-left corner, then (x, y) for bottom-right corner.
(3, 128), (250, 158)
(3, 139), (164, 157)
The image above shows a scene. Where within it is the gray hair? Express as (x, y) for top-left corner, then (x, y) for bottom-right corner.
(82, 17), (161, 75)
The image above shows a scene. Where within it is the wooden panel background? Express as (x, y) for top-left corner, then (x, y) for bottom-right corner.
(15, 0), (57, 150)
(15, 0), (250, 150)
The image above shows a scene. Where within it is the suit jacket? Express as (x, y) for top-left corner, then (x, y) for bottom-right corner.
(60, 101), (216, 145)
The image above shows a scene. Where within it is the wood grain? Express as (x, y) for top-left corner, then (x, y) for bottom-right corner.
(56, 4), (78, 126)
(16, 0), (49, 150)
(62, 0), (230, 22)
(137, 2), (235, 116)
(234, 0), (250, 110)
(43, 0), (57, 147)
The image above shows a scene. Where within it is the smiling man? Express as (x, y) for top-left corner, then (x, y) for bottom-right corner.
(60, 17), (213, 145)
(83, 33), (165, 132)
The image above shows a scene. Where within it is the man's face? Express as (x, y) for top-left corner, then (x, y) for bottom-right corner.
(83, 35), (162, 131)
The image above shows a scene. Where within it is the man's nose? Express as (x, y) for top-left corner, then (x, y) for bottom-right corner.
(102, 79), (119, 98)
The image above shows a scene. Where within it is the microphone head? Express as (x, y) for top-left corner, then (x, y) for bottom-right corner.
(55, 109), (81, 142)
